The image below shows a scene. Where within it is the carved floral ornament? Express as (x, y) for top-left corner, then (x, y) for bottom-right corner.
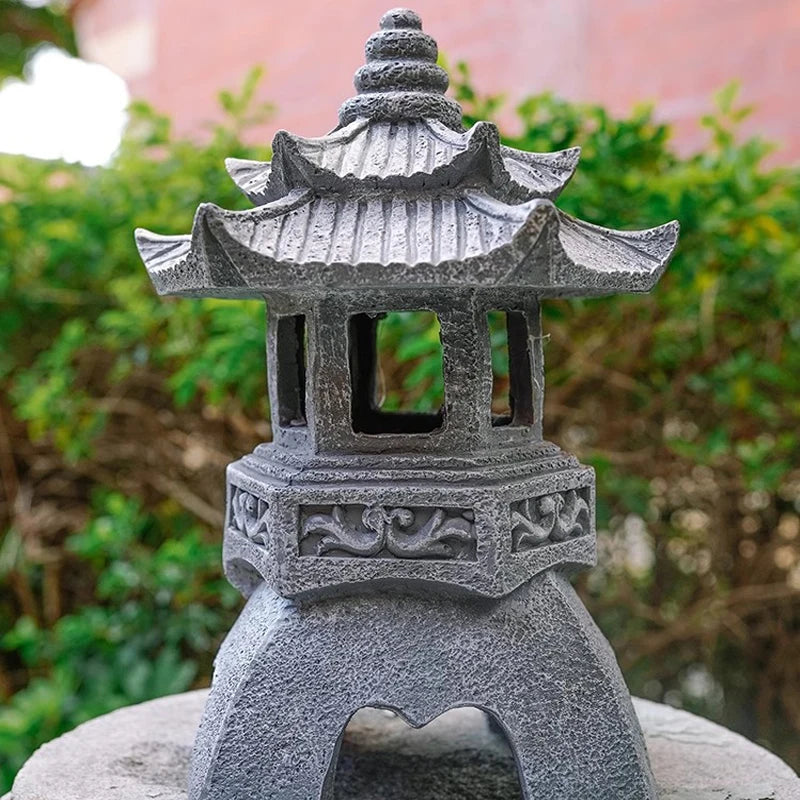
(511, 489), (591, 552)
(230, 487), (270, 545)
(300, 504), (476, 560)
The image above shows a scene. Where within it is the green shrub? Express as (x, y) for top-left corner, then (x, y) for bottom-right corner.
(0, 1), (76, 81)
(1, 67), (799, 789)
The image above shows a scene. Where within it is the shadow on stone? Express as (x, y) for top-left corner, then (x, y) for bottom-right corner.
(113, 742), (193, 788)
(333, 707), (522, 800)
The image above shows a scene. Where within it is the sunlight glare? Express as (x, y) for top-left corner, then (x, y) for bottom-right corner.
(0, 46), (129, 166)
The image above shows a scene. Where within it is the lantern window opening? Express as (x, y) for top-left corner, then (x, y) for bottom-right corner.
(488, 310), (534, 428)
(276, 314), (308, 428)
(349, 310), (445, 435)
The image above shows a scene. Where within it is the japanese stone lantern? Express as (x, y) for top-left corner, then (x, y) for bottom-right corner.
(136, 8), (678, 799)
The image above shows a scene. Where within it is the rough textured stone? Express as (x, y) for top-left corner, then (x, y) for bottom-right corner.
(223, 439), (597, 599)
(189, 577), (654, 799)
(9, 690), (800, 800)
(132, 7), (681, 799)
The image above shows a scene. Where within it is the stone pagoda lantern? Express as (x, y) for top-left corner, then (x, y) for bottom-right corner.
(135, 9), (679, 799)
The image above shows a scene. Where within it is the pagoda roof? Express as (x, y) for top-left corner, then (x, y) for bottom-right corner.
(135, 188), (678, 298)
(224, 118), (580, 205)
(135, 9), (678, 300)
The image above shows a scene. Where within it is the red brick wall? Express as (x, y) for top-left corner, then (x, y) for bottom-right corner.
(73, 0), (800, 162)
(581, 0), (800, 160)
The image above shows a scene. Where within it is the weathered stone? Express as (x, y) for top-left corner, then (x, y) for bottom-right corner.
(8, 690), (800, 800)
(133, 6), (681, 799)
(190, 576), (653, 798)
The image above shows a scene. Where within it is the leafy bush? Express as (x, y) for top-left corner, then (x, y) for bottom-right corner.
(0, 0), (76, 81)
(1, 67), (799, 789)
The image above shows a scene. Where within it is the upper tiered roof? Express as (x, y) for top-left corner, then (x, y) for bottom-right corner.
(224, 118), (580, 204)
(136, 8), (678, 299)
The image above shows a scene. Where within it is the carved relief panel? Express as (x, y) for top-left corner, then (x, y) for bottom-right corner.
(229, 487), (270, 546)
(511, 488), (591, 553)
(299, 504), (477, 560)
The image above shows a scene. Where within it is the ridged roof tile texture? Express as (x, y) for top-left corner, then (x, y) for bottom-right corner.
(136, 9), (678, 297)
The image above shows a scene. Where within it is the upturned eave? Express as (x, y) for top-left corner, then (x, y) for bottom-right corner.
(135, 191), (678, 299)
(225, 118), (580, 206)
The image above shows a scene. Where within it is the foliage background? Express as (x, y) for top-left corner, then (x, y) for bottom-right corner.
(0, 0), (75, 82)
(1, 58), (800, 790)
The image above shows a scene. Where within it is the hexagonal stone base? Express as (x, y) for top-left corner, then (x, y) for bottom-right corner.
(224, 441), (596, 599)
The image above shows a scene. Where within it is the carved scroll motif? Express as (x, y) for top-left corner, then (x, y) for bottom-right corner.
(299, 505), (476, 560)
(511, 489), (591, 553)
(230, 487), (270, 546)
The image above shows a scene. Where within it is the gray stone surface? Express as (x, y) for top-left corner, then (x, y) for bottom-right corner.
(189, 577), (654, 799)
(224, 440), (597, 599)
(9, 690), (799, 800)
(131, 6), (682, 799)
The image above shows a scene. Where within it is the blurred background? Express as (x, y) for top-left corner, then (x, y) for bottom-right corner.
(1, 0), (799, 790)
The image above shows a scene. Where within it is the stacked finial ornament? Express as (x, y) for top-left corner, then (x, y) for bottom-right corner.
(136, 8), (678, 799)
(339, 8), (462, 128)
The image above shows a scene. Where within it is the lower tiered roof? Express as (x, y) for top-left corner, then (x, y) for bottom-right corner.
(136, 187), (678, 298)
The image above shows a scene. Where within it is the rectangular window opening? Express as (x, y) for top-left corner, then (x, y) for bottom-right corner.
(276, 314), (307, 428)
(489, 310), (534, 428)
(349, 311), (444, 435)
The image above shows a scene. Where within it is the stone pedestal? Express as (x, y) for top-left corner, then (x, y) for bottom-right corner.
(8, 690), (800, 800)
(191, 578), (653, 799)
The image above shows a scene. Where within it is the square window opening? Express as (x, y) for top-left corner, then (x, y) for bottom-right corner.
(488, 310), (534, 427)
(349, 311), (444, 435)
(276, 314), (307, 427)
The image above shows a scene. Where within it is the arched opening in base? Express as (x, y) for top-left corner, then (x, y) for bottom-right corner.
(330, 705), (524, 799)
